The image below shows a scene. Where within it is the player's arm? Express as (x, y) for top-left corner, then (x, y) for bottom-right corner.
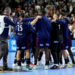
(63, 21), (69, 49)
(4, 17), (15, 26)
(70, 25), (74, 34)
(47, 19), (52, 33)
(23, 17), (35, 22)
(30, 16), (42, 26)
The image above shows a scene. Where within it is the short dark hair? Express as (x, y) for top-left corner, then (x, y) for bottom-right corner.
(41, 10), (46, 15)
(59, 12), (65, 16)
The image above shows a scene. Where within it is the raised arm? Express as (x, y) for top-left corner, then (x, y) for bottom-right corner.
(23, 17), (35, 22)
(30, 16), (42, 26)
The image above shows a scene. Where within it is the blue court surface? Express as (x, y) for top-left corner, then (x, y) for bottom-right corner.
(0, 52), (75, 75)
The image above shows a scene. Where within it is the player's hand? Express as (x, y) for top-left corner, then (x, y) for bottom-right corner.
(36, 16), (42, 19)
(51, 19), (56, 22)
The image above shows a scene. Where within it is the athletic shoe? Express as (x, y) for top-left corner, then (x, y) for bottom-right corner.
(30, 63), (34, 68)
(50, 65), (59, 69)
(15, 66), (22, 70)
(43, 65), (49, 70)
(12, 63), (18, 69)
(32, 65), (38, 70)
(66, 62), (72, 68)
(26, 66), (32, 70)
(59, 65), (66, 69)
(21, 63), (26, 67)
(22, 66), (32, 71)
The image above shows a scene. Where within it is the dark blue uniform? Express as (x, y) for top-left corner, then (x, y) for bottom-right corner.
(50, 19), (69, 64)
(35, 16), (52, 48)
(57, 19), (69, 50)
(14, 18), (34, 50)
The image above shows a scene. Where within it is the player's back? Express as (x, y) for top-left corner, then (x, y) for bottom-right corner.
(36, 16), (52, 37)
(14, 18), (34, 39)
(51, 21), (64, 42)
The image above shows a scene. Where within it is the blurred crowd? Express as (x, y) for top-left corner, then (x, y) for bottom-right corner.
(0, 0), (75, 39)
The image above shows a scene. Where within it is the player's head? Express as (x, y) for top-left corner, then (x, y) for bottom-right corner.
(18, 10), (24, 18)
(59, 12), (65, 19)
(37, 10), (42, 16)
(4, 7), (11, 16)
(41, 10), (46, 16)
(37, 10), (46, 16)
(53, 13), (58, 20)
(18, 12), (25, 22)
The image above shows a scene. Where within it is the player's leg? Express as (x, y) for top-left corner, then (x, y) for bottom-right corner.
(13, 51), (17, 65)
(38, 51), (43, 62)
(13, 50), (25, 66)
(3, 42), (8, 70)
(44, 48), (50, 69)
(68, 32), (75, 64)
(38, 48), (44, 64)
(68, 47), (75, 64)
(21, 50), (25, 64)
(61, 50), (71, 67)
(22, 40), (32, 70)
(37, 38), (44, 66)
(50, 43), (60, 69)
(43, 41), (51, 70)
(25, 40), (30, 66)
(34, 37), (39, 65)
(0, 39), (3, 60)
(32, 37), (43, 69)
(14, 39), (21, 70)
(16, 50), (21, 66)
(0, 39), (8, 70)
(59, 51), (63, 64)
(34, 48), (39, 65)
(25, 49), (30, 66)
(31, 36), (36, 65)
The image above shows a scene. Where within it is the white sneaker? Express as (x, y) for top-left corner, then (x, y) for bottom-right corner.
(12, 63), (17, 69)
(16, 66), (22, 70)
(32, 65), (38, 70)
(59, 64), (66, 69)
(66, 62), (72, 68)
(43, 65), (49, 70)
(22, 66), (32, 71)
(22, 66), (29, 71)
(21, 63), (26, 67)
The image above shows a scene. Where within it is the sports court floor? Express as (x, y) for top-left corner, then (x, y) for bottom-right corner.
(0, 52), (75, 75)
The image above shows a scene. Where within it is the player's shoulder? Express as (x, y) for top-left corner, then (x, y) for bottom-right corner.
(0, 15), (8, 23)
(42, 16), (51, 22)
(0, 15), (6, 19)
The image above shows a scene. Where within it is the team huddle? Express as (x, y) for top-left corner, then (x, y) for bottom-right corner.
(0, 7), (75, 71)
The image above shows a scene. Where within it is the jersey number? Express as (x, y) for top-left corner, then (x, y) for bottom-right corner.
(58, 24), (60, 30)
(17, 25), (23, 31)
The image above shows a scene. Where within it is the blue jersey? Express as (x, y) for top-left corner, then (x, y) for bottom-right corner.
(14, 18), (35, 39)
(35, 16), (52, 38)
(56, 19), (69, 49)
(51, 21), (64, 42)
(0, 15), (15, 39)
